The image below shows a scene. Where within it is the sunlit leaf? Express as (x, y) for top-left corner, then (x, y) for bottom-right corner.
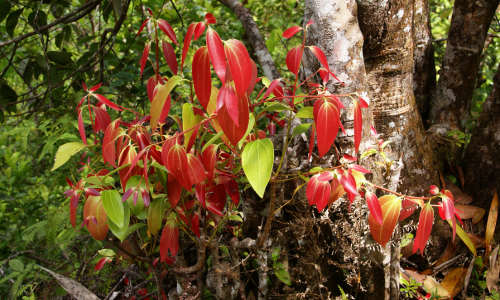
(242, 138), (274, 198)
(369, 195), (401, 247)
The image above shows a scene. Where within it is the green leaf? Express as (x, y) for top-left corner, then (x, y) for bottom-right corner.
(263, 103), (291, 112)
(77, 35), (97, 45)
(447, 219), (477, 256)
(122, 223), (147, 241)
(125, 175), (146, 216)
(47, 51), (74, 65)
(6, 9), (23, 37)
(381, 141), (392, 149)
(98, 249), (116, 257)
(228, 214), (243, 222)
(150, 76), (183, 128)
(295, 106), (314, 119)
(292, 123), (312, 137)
(51, 142), (86, 171)
(360, 149), (378, 159)
(0, 0), (12, 23)
(101, 190), (125, 229)
(9, 259), (24, 272)
(147, 199), (166, 235)
(107, 201), (130, 241)
(202, 132), (223, 152)
(242, 138), (274, 198)
(273, 262), (291, 285)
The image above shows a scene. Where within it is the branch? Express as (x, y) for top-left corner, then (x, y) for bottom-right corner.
(0, 0), (103, 48)
(218, 0), (280, 80)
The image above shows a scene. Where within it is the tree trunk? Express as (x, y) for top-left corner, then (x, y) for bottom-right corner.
(429, 0), (499, 134)
(412, 0), (436, 125)
(464, 64), (500, 219)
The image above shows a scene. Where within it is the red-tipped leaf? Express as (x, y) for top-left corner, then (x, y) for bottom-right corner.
(192, 46), (212, 110)
(282, 26), (302, 38)
(157, 19), (178, 45)
(206, 28), (226, 83)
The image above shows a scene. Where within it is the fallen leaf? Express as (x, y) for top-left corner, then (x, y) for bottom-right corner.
(37, 265), (100, 300)
(455, 204), (485, 220)
(423, 276), (450, 298)
(485, 191), (498, 256)
(462, 259), (475, 299)
(446, 181), (473, 204)
(467, 234), (485, 249)
(433, 242), (457, 268)
(486, 245), (500, 293)
(440, 266), (468, 298)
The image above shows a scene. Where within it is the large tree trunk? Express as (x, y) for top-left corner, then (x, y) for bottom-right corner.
(464, 65), (500, 218)
(412, 0), (436, 125)
(429, 0), (499, 134)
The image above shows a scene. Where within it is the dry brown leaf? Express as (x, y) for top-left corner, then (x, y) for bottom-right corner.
(455, 204), (485, 220)
(456, 165), (465, 189)
(440, 266), (468, 298)
(467, 234), (486, 249)
(462, 260), (475, 299)
(486, 245), (500, 293)
(447, 181), (473, 204)
(434, 242), (457, 268)
(37, 265), (100, 300)
(403, 269), (426, 284)
(472, 208), (486, 225)
(485, 191), (498, 256)
(423, 276), (450, 298)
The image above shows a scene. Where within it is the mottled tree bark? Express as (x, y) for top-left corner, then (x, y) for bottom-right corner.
(412, 0), (436, 124)
(357, 0), (437, 195)
(464, 65), (500, 218)
(429, 0), (499, 133)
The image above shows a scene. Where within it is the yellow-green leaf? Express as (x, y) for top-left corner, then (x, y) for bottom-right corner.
(242, 138), (274, 198)
(447, 219), (477, 257)
(51, 142), (86, 171)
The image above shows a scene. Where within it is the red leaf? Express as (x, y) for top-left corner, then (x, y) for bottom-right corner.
(359, 96), (369, 108)
(166, 144), (192, 191)
(308, 123), (315, 160)
(370, 125), (377, 137)
(160, 218), (179, 262)
(195, 181), (207, 208)
(137, 18), (149, 36)
(219, 84), (240, 126)
(167, 174), (182, 208)
(89, 83), (102, 92)
(205, 13), (217, 24)
(399, 198), (418, 221)
(224, 180), (240, 205)
(306, 175), (331, 212)
(123, 148), (147, 180)
(83, 196), (109, 241)
(306, 20), (314, 26)
(140, 43), (151, 76)
(369, 195), (401, 247)
(161, 136), (177, 170)
(207, 184), (226, 216)
(354, 101), (362, 154)
(217, 94), (249, 146)
(78, 109), (87, 145)
(202, 144), (217, 185)
(187, 154), (207, 185)
(317, 171), (334, 182)
(339, 171), (358, 198)
(309, 46), (345, 85)
(162, 41), (178, 75)
(224, 39), (252, 98)
(442, 190), (455, 220)
(82, 81), (88, 91)
(194, 22), (206, 41)
(181, 23), (196, 73)
(319, 68), (329, 84)
(285, 45), (302, 75)
(118, 145), (142, 191)
(350, 164), (371, 174)
(192, 46), (212, 110)
(206, 28), (226, 83)
(92, 94), (122, 111)
(92, 106), (111, 133)
(314, 97), (340, 158)
(102, 121), (122, 168)
(157, 19), (178, 45)
(94, 257), (109, 271)
(430, 185), (439, 195)
(261, 79), (281, 101)
(282, 26), (303, 38)
(365, 191), (383, 225)
(413, 202), (434, 255)
(70, 201), (77, 229)
(191, 213), (200, 237)
(343, 154), (357, 162)
(246, 59), (258, 97)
